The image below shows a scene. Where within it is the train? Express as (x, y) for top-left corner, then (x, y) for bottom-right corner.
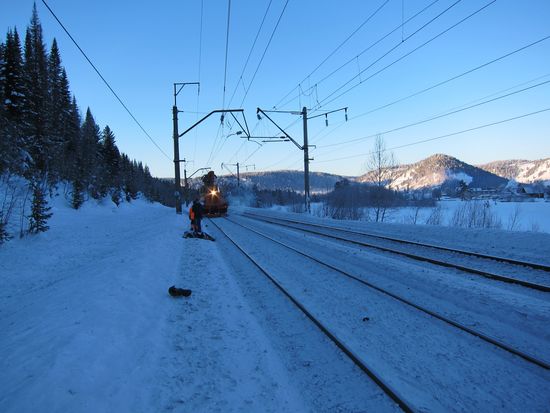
(201, 171), (228, 216)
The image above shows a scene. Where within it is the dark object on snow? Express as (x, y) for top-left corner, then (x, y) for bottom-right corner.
(183, 231), (215, 241)
(168, 286), (192, 297)
(362, 316), (370, 322)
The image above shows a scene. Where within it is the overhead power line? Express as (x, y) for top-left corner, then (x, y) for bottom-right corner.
(351, 33), (550, 120)
(274, 0), (441, 110)
(273, 0), (392, 109)
(41, 0), (171, 160)
(240, 0), (290, 106)
(318, 79), (550, 149)
(193, 0), (205, 162)
(227, 0), (274, 108)
(310, 72), (550, 149)
(315, 0), (496, 111)
(315, 107), (550, 164)
(222, 0), (232, 110)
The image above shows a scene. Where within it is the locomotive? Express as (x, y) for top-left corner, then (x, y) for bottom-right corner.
(201, 171), (228, 216)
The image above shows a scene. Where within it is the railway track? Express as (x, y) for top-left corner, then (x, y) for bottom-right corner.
(241, 211), (550, 292)
(221, 215), (550, 371)
(208, 215), (550, 411)
(208, 218), (415, 413)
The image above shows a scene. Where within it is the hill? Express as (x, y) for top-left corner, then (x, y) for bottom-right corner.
(358, 154), (507, 190)
(478, 158), (550, 185)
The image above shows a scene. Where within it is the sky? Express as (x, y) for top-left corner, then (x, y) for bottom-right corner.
(2, 0), (549, 178)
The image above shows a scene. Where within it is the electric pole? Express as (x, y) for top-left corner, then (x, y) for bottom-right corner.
(221, 162), (240, 187)
(302, 107), (311, 212)
(173, 104), (182, 214)
(172, 82), (199, 214)
(256, 106), (347, 213)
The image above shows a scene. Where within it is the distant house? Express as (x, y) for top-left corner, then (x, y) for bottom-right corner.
(516, 184), (545, 198)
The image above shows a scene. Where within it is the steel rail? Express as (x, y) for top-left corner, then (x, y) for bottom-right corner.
(208, 218), (416, 413)
(242, 212), (550, 293)
(225, 215), (550, 371)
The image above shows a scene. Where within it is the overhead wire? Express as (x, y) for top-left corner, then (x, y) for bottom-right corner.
(273, 0), (392, 109)
(314, 78), (550, 154)
(248, 0), (444, 169)
(239, 0), (290, 107)
(222, 0), (232, 111)
(348, 33), (550, 120)
(308, 33), (550, 150)
(314, 0), (497, 111)
(275, 0), (441, 110)
(40, 0), (171, 160)
(193, 0), (205, 163)
(314, 107), (550, 164)
(227, 0), (274, 108)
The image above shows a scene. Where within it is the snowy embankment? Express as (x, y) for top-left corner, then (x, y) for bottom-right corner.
(0, 198), (312, 412)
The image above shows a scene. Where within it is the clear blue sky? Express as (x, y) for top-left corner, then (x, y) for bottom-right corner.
(2, 0), (549, 178)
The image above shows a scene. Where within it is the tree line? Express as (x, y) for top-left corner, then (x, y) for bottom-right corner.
(0, 6), (174, 242)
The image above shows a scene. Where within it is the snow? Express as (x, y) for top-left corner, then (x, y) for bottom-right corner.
(1, 198), (550, 412)
(446, 171), (472, 184)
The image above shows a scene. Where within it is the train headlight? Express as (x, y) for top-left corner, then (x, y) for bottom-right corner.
(210, 189), (218, 197)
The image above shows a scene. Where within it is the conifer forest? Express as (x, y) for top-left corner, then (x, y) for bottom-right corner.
(0, 6), (175, 241)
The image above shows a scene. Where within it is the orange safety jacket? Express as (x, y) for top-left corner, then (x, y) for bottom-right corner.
(189, 207), (195, 221)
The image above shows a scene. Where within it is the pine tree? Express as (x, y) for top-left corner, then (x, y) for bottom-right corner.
(1, 29), (27, 174)
(62, 96), (82, 181)
(80, 108), (101, 197)
(100, 125), (121, 194)
(23, 5), (51, 176)
(28, 182), (53, 233)
(2, 29), (26, 121)
(71, 177), (84, 209)
(47, 39), (71, 183)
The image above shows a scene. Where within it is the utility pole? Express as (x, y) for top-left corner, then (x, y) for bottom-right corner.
(173, 104), (182, 214)
(256, 106), (347, 213)
(221, 162), (240, 187)
(172, 82), (200, 214)
(302, 107), (311, 212)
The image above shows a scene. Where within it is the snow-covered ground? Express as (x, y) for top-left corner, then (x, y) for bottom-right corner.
(305, 198), (550, 233)
(1, 198), (549, 412)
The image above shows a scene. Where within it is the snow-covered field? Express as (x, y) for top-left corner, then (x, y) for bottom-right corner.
(1, 198), (549, 412)
(306, 199), (550, 233)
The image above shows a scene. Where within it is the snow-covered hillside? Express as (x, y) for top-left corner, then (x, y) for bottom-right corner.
(358, 154), (507, 190)
(480, 158), (550, 185)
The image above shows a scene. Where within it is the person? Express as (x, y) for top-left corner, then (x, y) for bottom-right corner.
(188, 204), (195, 231)
(191, 198), (203, 234)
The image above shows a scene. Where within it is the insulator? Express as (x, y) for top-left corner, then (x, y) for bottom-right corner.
(325, 114), (328, 127)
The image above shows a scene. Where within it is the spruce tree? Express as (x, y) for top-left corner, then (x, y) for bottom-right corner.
(1, 29), (27, 174)
(71, 177), (84, 209)
(23, 5), (51, 176)
(47, 39), (71, 183)
(62, 96), (82, 182)
(80, 108), (102, 197)
(28, 182), (53, 233)
(100, 125), (121, 197)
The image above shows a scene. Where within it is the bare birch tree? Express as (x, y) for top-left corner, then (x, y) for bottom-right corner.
(364, 134), (397, 222)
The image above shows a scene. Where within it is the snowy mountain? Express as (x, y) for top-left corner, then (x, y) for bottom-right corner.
(478, 158), (550, 185)
(357, 154), (507, 190)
